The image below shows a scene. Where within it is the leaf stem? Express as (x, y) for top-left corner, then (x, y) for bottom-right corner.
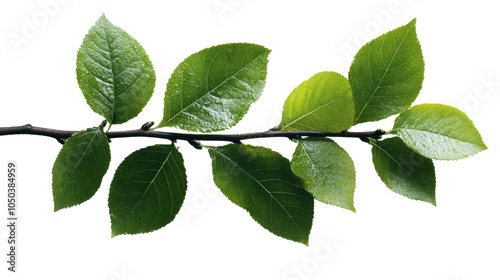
(105, 123), (112, 133)
(0, 124), (386, 144)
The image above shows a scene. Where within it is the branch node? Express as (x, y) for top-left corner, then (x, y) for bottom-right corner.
(187, 139), (203, 150)
(374, 129), (386, 139)
(231, 139), (242, 144)
(141, 121), (155, 131)
(360, 137), (370, 144)
(99, 120), (107, 130)
(270, 125), (282, 131)
(56, 137), (67, 145)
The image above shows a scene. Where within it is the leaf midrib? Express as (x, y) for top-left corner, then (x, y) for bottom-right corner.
(100, 20), (118, 124)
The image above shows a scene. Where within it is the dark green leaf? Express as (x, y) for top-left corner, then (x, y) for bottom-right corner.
(109, 144), (187, 237)
(208, 144), (314, 245)
(76, 14), (156, 124)
(279, 71), (354, 132)
(349, 18), (424, 124)
(371, 137), (436, 205)
(291, 138), (356, 211)
(393, 104), (487, 160)
(158, 43), (270, 132)
(52, 127), (111, 211)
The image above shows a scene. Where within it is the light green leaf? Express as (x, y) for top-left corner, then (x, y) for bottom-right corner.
(279, 71), (354, 132)
(158, 43), (270, 132)
(349, 18), (424, 124)
(109, 144), (187, 237)
(393, 104), (487, 160)
(371, 137), (436, 205)
(291, 137), (356, 212)
(76, 14), (156, 124)
(208, 144), (314, 245)
(52, 127), (111, 211)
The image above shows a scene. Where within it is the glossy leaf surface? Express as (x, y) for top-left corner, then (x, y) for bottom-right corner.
(279, 71), (354, 132)
(52, 127), (111, 211)
(76, 14), (156, 124)
(159, 43), (270, 132)
(349, 18), (424, 124)
(291, 137), (356, 211)
(372, 137), (436, 205)
(109, 145), (187, 237)
(393, 104), (487, 160)
(209, 144), (314, 245)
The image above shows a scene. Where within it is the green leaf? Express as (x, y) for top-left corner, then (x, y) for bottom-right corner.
(291, 137), (356, 212)
(52, 127), (111, 211)
(348, 18), (424, 124)
(208, 144), (314, 245)
(158, 43), (270, 132)
(108, 144), (187, 237)
(279, 71), (354, 132)
(76, 14), (156, 124)
(393, 104), (487, 160)
(371, 137), (436, 205)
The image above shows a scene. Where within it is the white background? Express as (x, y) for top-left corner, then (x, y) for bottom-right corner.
(1, 1), (499, 279)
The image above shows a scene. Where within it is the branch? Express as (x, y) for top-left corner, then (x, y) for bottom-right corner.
(0, 124), (386, 145)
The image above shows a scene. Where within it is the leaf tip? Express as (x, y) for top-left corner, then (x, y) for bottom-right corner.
(53, 200), (78, 212)
(97, 13), (110, 26)
(99, 13), (108, 21)
(53, 204), (62, 212)
(295, 234), (310, 246)
(110, 222), (121, 238)
(478, 141), (488, 151)
(424, 193), (437, 206)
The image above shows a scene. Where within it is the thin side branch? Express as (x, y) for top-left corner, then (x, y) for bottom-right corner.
(0, 124), (386, 144)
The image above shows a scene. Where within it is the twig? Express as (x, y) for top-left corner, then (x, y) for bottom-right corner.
(0, 124), (386, 144)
